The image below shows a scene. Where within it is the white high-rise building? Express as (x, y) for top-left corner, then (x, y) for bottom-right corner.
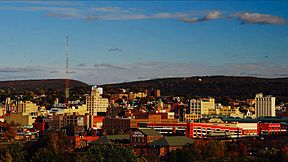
(86, 86), (109, 116)
(255, 93), (275, 118)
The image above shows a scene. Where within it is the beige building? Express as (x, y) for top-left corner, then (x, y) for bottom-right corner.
(217, 123), (258, 136)
(0, 104), (6, 116)
(128, 92), (147, 100)
(184, 114), (201, 122)
(255, 93), (276, 118)
(86, 86), (109, 116)
(64, 105), (88, 115)
(4, 101), (38, 127)
(189, 97), (215, 115)
(4, 113), (36, 127)
(17, 101), (38, 115)
(220, 106), (232, 115)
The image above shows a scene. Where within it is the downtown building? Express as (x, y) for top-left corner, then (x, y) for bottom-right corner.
(255, 93), (276, 118)
(86, 86), (109, 116)
(85, 86), (108, 129)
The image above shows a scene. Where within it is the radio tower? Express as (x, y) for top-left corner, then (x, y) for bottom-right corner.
(65, 36), (69, 108)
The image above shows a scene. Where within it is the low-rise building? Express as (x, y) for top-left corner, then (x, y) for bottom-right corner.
(103, 112), (179, 134)
(4, 113), (36, 127)
(186, 122), (243, 139)
(148, 136), (194, 157)
(130, 128), (162, 146)
(52, 113), (90, 129)
(184, 113), (201, 122)
(257, 123), (287, 135)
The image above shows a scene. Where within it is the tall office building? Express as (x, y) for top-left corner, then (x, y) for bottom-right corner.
(189, 97), (215, 115)
(86, 86), (109, 116)
(255, 93), (275, 118)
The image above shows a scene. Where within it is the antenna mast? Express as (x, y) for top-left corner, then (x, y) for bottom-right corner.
(65, 36), (69, 108)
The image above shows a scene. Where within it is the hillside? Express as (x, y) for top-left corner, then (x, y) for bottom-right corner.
(102, 76), (288, 99)
(0, 79), (89, 91)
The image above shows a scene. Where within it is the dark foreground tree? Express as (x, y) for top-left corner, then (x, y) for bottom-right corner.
(0, 142), (26, 162)
(83, 144), (137, 162)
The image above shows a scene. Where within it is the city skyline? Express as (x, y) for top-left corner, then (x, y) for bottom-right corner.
(0, 1), (288, 84)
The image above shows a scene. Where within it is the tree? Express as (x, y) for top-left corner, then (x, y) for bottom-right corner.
(83, 144), (137, 162)
(3, 142), (26, 162)
(2, 123), (17, 141)
(204, 140), (225, 159)
(0, 151), (12, 162)
(37, 130), (73, 154)
(30, 148), (55, 162)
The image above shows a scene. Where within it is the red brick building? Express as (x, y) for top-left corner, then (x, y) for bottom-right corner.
(130, 128), (162, 146)
(102, 112), (178, 134)
(257, 123), (287, 135)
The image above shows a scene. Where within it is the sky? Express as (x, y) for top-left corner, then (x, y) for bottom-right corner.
(0, 1), (288, 85)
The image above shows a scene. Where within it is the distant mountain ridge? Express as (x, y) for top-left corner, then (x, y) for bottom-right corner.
(102, 76), (288, 99)
(0, 79), (89, 90)
(0, 76), (288, 100)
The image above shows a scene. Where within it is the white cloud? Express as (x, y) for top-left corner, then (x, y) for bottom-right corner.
(206, 11), (222, 19)
(179, 10), (222, 23)
(91, 7), (125, 13)
(234, 12), (287, 24)
(86, 12), (187, 21)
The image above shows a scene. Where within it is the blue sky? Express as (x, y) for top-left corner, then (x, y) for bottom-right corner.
(0, 1), (288, 84)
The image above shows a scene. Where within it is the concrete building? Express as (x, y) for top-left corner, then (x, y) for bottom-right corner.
(17, 101), (38, 115)
(128, 92), (147, 100)
(186, 122), (243, 139)
(52, 112), (90, 129)
(188, 97), (215, 115)
(49, 104), (88, 116)
(86, 86), (109, 116)
(0, 104), (6, 117)
(102, 112), (179, 134)
(4, 113), (36, 127)
(154, 90), (161, 98)
(184, 114), (201, 122)
(255, 93), (276, 118)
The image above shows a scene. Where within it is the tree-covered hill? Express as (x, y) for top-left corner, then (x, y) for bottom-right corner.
(102, 76), (288, 100)
(0, 79), (89, 91)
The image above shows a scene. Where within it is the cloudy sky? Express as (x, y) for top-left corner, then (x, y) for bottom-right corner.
(0, 1), (288, 84)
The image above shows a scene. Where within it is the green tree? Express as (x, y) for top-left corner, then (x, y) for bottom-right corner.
(5, 142), (26, 162)
(30, 148), (55, 162)
(0, 151), (12, 162)
(83, 144), (137, 162)
(37, 130), (72, 154)
(204, 140), (226, 160)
